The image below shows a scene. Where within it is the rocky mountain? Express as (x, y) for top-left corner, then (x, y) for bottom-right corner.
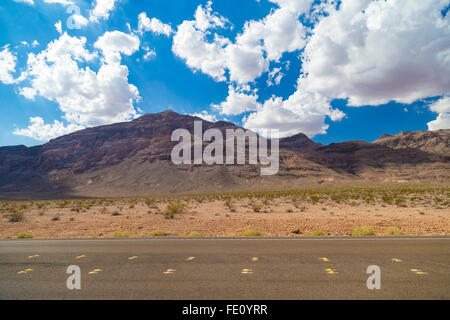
(0, 111), (448, 199)
(374, 130), (450, 155)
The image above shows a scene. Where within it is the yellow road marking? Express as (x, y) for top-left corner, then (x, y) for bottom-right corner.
(251, 257), (259, 262)
(319, 257), (329, 262)
(392, 258), (402, 263)
(326, 268), (338, 275)
(128, 256), (138, 260)
(89, 271), (97, 275)
(186, 257), (196, 261)
(75, 255), (86, 259)
(93, 269), (103, 272)
(28, 255), (39, 259)
(410, 269), (420, 272)
(17, 271), (26, 274)
(241, 268), (254, 274)
(25, 269), (33, 272)
(164, 269), (176, 274)
(416, 272), (428, 275)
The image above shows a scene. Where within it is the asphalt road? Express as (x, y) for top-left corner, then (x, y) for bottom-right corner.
(0, 238), (449, 300)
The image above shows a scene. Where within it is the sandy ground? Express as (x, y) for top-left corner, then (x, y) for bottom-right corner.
(1, 197), (449, 238)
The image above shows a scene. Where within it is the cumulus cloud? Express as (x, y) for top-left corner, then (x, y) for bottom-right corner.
(13, 32), (141, 140)
(89, 0), (121, 22)
(246, 0), (450, 137)
(94, 31), (140, 64)
(138, 12), (173, 37)
(244, 90), (345, 138)
(300, 0), (450, 106)
(14, 0), (74, 5)
(13, 117), (84, 141)
(191, 110), (218, 122)
(212, 85), (260, 115)
(172, 2), (230, 82)
(428, 96), (450, 130)
(0, 45), (18, 84)
(172, 0), (311, 85)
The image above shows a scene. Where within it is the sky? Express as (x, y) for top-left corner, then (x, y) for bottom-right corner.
(0, 0), (449, 147)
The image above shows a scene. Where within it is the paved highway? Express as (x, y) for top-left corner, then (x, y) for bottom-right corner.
(0, 238), (449, 300)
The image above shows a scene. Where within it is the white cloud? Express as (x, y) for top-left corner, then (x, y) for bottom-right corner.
(428, 96), (450, 130)
(300, 0), (450, 106)
(267, 67), (284, 86)
(13, 0), (74, 5)
(13, 117), (84, 141)
(89, 0), (120, 22)
(55, 20), (62, 34)
(44, 0), (74, 5)
(172, 0), (311, 85)
(212, 85), (260, 115)
(191, 110), (218, 122)
(242, 0), (450, 138)
(14, 32), (141, 141)
(142, 46), (156, 61)
(244, 90), (345, 138)
(138, 12), (173, 37)
(0, 45), (18, 84)
(13, 0), (34, 5)
(94, 30), (140, 64)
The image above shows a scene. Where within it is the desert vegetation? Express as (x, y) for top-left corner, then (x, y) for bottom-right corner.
(0, 184), (448, 239)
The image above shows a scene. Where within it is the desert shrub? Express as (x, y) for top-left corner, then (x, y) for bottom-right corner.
(188, 231), (201, 238)
(5, 210), (25, 223)
(251, 203), (263, 213)
(387, 227), (404, 236)
(58, 200), (69, 209)
(395, 197), (407, 207)
(224, 199), (236, 211)
(145, 198), (157, 208)
(17, 233), (33, 239)
(352, 226), (376, 236)
(309, 230), (325, 236)
(242, 229), (262, 237)
(110, 231), (129, 238)
(310, 195), (320, 204)
(51, 215), (60, 222)
(148, 230), (170, 237)
(164, 201), (187, 219)
(286, 208), (294, 213)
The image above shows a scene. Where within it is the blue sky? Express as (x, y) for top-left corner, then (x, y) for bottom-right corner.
(0, 0), (448, 147)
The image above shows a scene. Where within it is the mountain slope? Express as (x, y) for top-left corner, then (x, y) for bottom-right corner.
(0, 111), (448, 199)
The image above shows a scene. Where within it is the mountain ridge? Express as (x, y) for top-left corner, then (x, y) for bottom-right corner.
(0, 111), (448, 199)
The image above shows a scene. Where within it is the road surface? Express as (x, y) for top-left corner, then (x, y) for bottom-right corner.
(0, 238), (449, 300)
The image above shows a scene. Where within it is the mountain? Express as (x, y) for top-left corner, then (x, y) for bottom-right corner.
(374, 130), (450, 155)
(0, 111), (448, 199)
